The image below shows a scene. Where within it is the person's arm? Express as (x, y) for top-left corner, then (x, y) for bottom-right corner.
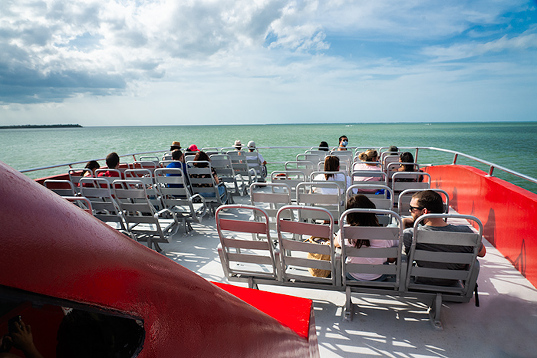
(333, 231), (342, 248)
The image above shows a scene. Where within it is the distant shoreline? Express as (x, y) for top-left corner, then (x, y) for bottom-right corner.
(0, 124), (82, 129)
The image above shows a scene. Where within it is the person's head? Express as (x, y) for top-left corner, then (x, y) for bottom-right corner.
(193, 151), (210, 167)
(233, 140), (242, 150)
(345, 194), (379, 247)
(318, 141), (329, 151)
(323, 155), (339, 179)
(105, 152), (120, 169)
(170, 141), (181, 151)
(247, 141), (256, 152)
(171, 149), (183, 161)
(85, 160), (100, 172)
(409, 190), (444, 221)
(188, 144), (199, 152)
(399, 152), (415, 171)
(358, 149), (378, 164)
(339, 136), (348, 148)
(388, 145), (398, 152)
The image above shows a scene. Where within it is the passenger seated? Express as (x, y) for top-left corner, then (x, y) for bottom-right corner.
(402, 190), (486, 285)
(246, 141), (267, 178)
(318, 141), (329, 151)
(191, 151), (227, 202)
(395, 152), (422, 182)
(162, 141), (181, 161)
(233, 140), (242, 151)
(166, 149), (189, 187)
(97, 152), (123, 178)
(337, 135), (348, 151)
(334, 195), (398, 281)
(352, 149), (382, 188)
(313, 155), (351, 195)
(84, 160), (100, 177)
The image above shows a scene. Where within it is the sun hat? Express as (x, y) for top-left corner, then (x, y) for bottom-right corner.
(233, 140), (242, 149)
(188, 144), (199, 152)
(170, 141), (181, 149)
(247, 141), (256, 149)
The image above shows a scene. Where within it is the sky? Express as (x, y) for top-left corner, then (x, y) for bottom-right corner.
(0, 0), (536, 126)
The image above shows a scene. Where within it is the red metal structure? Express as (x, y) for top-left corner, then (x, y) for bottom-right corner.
(426, 165), (537, 288)
(0, 162), (318, 357)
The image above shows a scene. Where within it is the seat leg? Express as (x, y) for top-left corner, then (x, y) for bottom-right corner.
(344, 286), (354, 321)
(429, 293), (443, 330)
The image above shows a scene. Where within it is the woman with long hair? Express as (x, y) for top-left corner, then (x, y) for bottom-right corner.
(312, 155), (351, 194)
(334, 195), (398, 281)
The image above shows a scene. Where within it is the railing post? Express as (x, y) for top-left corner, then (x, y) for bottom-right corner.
(488, 166), (495, 177)
(452, 154), (458, 165)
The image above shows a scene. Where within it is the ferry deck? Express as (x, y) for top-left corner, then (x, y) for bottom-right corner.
(164, 192), (537, 357)
(4, 146), (537, 357)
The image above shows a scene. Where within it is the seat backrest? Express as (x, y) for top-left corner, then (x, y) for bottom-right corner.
(351, 170), (387, 186)
(68, 168), (92, 192)
(154, 168), (191, 197)
(310, 171), (348, 192)
(397, 189), (449, 216)
(124, 168), (154, 185)
(339, 208), (404, 290)
(276, 205), (338, 286)
(112, 179), (157, 216)
(346, 184), (394, 211)
(79, 177), (125, 229)
(391, 172), (431, 191)
(44, 179), (77, 197)
(405, 213), (483, 299)
(381, 152), (401, 171)
(296, 182), (343, 223)
(284, 161), (314, 179)
(250, 183), (292, 229)
(95, 169), (123, 183)
(186, 161), (224, 204)
(216, 205), (278, 280)
(64, 196), (93, 214)
(132, 160), (159, 172)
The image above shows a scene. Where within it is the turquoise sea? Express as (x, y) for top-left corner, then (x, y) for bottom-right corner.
(1, 122), (536, 193)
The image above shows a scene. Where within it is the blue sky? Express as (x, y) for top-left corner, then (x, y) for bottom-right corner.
(0, 0), (536, 126)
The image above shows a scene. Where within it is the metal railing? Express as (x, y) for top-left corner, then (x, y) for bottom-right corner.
(18, 146), (537, 187)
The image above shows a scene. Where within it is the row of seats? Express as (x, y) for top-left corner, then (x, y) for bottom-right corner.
(216, 204), (483, 329)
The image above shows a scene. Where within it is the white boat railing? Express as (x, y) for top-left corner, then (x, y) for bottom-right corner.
(19, 146), (537, 187)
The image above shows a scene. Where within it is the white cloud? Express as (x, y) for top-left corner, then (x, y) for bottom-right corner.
(0, 0), (535, 124)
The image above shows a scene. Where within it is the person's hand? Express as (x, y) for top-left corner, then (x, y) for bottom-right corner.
(9, 321), (43, 358)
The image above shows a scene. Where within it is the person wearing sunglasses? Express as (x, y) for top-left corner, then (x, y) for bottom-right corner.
(402, 190), (486, 285)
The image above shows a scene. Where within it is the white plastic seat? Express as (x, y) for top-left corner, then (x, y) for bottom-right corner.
(216, 205), (279, 289)
(339, 208), (404, 320)
(250, 182), (292, 237)
(296, 182), (344, 227)
(79, 177), (126, 231)
(211, 154), (246, 196)
(276, 205), (339, 288)
(187, 161), (228, 215)
(154, 168), (207, 233)
(112, 179), (179, 252)
(405, 213), (483, 329)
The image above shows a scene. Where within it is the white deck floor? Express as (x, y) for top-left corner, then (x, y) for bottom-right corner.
(160, 195), (537, 358)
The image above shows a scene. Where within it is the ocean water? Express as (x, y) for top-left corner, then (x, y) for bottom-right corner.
(1, 122), (536, 192)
